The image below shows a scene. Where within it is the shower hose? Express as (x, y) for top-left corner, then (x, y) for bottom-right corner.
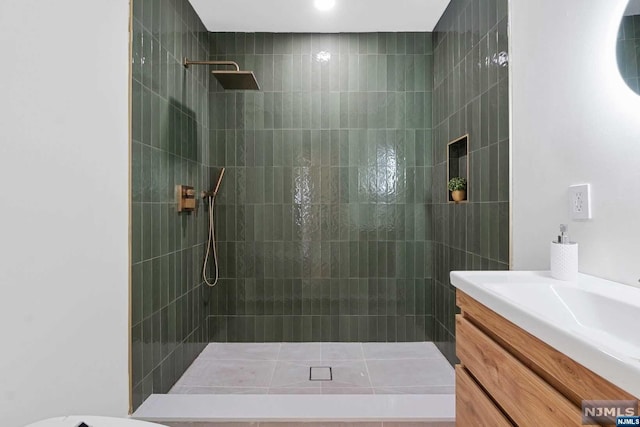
(202, 195), (220, 287)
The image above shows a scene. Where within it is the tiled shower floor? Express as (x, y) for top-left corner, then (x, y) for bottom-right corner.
(169, 342), (455, 395)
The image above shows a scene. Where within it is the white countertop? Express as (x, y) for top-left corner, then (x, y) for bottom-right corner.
(450, 270), (640, 398)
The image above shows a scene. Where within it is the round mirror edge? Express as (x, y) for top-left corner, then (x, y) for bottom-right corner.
(617, 0), (640, 95)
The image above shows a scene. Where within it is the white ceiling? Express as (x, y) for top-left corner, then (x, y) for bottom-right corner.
(189, 0), (452, 33)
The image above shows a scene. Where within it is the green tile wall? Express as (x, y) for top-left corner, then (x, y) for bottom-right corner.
(432, 0), (510, 364)
(130, 0), (211, 410)
(618, 14), (640, 94)
(206, 33), (435, 342)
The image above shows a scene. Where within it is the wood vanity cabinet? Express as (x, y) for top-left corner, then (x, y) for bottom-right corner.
(455, 290), (638, 427)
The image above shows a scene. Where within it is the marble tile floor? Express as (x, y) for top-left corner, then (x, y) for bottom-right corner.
(169, 342), (455, 395)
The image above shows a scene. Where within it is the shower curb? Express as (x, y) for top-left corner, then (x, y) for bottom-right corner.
(132, 394), (454, 425)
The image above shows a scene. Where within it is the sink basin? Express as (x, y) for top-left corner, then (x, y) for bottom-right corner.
(450, 271), (640, 397)
(483, 282), (640, 351)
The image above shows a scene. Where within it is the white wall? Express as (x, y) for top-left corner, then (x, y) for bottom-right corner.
(0, 1), (130, 425)
(510, 0), (640, 287)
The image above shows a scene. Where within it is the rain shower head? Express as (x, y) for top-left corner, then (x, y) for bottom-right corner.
(212, 70), (260, 91)
(183, 58), (260, 91)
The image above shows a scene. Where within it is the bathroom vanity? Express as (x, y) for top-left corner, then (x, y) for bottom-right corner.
(451, 271), (640, 426)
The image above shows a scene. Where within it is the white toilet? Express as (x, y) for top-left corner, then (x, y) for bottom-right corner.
(25, 416), (167, 427)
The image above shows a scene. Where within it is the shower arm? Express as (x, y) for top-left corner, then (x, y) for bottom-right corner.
(183, 58), (240, 71)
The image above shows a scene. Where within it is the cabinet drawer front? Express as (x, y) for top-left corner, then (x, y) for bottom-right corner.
(457, 290), (636, 405)
(456, 315), (584, 426)
(456, 364), (513, 427)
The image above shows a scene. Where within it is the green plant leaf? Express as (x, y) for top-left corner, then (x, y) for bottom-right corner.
(447, 176), (467, 191)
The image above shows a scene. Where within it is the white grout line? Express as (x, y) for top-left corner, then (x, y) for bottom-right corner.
(360, 342), (376, 394)
(266, 342), (283, 391)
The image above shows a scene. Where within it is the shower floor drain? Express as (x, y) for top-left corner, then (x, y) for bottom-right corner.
(309, 366), (332, 381)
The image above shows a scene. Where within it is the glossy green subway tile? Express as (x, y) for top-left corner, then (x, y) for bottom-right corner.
(131, 0), (212, 409)
(291, 315), (303, 342)
(151, 311), (162, 367)
(487, 142), (499, 202)
(431, 0), (510, 365)
(135, 21), (454, 391)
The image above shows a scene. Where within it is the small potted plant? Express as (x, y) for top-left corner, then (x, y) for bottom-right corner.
(448, 177), (467, 202)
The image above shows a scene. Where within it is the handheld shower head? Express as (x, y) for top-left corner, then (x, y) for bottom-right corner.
(202, 168), (225, 287)
(213, 168), (225, 197)
(203, 168), (226, 199)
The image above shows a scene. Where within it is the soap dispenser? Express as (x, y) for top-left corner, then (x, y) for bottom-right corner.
(550, 224), (578, 281)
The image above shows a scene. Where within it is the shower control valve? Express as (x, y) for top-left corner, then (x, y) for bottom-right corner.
(176, 185), (196, 213)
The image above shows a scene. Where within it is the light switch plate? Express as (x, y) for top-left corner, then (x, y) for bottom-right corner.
(569, 184), (592, 220)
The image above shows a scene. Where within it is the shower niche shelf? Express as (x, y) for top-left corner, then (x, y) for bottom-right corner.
(447, 134), (469, 203)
